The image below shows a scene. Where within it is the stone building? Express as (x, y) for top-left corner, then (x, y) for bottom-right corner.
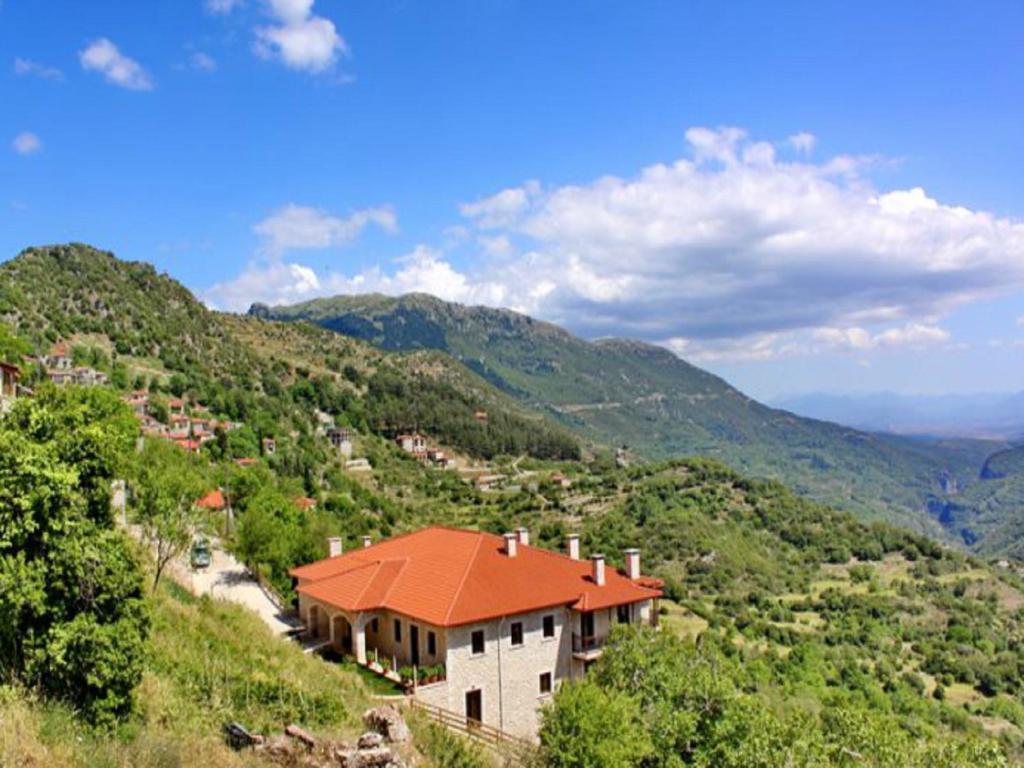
(291, 526), (662, 739)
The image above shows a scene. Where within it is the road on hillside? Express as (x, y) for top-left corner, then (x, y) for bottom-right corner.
(186, 543), (303, 636)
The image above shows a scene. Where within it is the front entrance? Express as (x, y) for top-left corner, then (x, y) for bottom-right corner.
(465, 689), (482, 726)
(410, 624), (420, 666)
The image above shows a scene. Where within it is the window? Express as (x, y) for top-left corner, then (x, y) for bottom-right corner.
(428, 631), (436, 656)
(539, 672), (552, 695)
(471, 629), (485, 655)
(510, 621), (524, 647)
(617, 604), (631, 625)
(394, 619), (402, 643)
(371, 618), (379, 634)
(543, 615), (555, 638)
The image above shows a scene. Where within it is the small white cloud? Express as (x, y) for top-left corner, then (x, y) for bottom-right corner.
(254, 0), (346, 73)
(79, 38), (153, 90)
(254, 203), (397, 254)
(459, 181), (540, 229)
(190, 51), (217, 72)
(12, 132), (42, 155)
(205, 0), (244, 12)
(13, 57), (64, 81)
(787, 131), (816, 154)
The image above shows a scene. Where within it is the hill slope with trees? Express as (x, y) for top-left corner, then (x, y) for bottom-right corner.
(252, 292), (1019, 550)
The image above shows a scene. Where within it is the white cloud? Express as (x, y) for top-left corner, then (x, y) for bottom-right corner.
(787, 131), (816, 154)
(79, 39), (153, 90)
(254, 203), (396, 255)
(205, 0), (243, 12)
(12, 132), (41, 155)
(190, 51), (217, 72)
(13, 57), (64, 81)
(254, 0), (346, 73)
(207, 127), (1024, 363)
(204, 244), (502, 311)
(454, 126), (1024, 355)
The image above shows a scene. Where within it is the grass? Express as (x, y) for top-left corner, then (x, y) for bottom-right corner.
(0, 577), (375, 767)
(659, 601), (709, 639)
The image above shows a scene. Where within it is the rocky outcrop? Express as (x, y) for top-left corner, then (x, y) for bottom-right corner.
(363, 706), (411, 744)
(240, 708), (413, 767)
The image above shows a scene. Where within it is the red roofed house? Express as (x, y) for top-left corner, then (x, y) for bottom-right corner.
(197, 489), (227, 511)
(290, 526), (662, 739)
(46, 341), (72, 371)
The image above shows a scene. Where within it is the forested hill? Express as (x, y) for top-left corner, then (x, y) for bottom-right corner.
(0, 244), (580, 462)
(251, 293), (1016, 548)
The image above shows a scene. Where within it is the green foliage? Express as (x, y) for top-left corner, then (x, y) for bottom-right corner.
(411, 714), (491, 768)
(132, 439), (209, 589)
(0, 386), (148, 726)
(540, 626), (1008, 767)
(540, 677), (653, 768)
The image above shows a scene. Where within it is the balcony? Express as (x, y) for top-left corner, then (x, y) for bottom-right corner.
(572, 633), (605, 660)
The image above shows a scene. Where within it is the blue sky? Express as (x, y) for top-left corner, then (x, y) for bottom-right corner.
(2, 0), (1023, 400)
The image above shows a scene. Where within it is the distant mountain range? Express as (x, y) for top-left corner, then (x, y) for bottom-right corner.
(251, 293), (1023, 548)
(772, 391), (1024, 440)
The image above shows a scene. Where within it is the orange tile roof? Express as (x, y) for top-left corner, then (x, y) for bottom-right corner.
(197, 489), (226, 510)
(293, 496), (316, 510)
(291, 526), (662, 627)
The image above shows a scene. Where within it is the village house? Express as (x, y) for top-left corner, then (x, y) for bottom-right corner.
(327, 427), (353, 458)
(474, 473), (507, 492)
(291, 526), (663, 740)
(262, 436), (277, 455)
(45, 341), (73, 371)
(0, 362), (20, 413)
(396, 433), (427, 456)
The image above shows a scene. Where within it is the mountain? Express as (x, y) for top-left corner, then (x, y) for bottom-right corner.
(0, 244), (581, 464)
(251, 293), (1024, 548)
(4, 244), (1024, 760)
(773, 391), (1024, 440)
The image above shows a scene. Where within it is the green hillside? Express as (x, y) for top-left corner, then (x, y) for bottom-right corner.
(3, 243), (1024, 762)
(0, 244), (580, 464)
(251, 293), (1010, 544)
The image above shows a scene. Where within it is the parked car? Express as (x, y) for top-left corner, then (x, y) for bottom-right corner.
(190, 537), (211, 569)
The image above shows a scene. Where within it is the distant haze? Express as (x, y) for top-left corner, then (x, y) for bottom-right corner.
(772, 391), (1024, 440)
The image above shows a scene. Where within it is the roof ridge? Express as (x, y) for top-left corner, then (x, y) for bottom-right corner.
(350, 560), (387, 607)
(372, 557), (409, 608)
(444, 532), (486, 625)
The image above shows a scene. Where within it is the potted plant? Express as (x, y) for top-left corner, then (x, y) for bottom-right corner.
(398, 666), (415, 689)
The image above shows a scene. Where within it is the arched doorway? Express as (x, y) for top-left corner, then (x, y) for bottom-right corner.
(331, 614), (353, 654)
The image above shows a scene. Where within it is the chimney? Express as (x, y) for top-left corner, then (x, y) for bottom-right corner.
(567, 533), (580, 560)
(591, 554), (606, 586)
(624, 548), (640, 579)
(503, 532), (518, 558)
(362, 535), (372, 549)
(516, 527), (530, 546)
(328, 537), (343, 558)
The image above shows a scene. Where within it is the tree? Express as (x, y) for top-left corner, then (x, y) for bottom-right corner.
(133, 439), (207, 590)
(539, 679), (653, 768)
(0, 386), (148, 726)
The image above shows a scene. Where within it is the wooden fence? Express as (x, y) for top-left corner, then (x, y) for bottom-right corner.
(408, 699), (536, 758)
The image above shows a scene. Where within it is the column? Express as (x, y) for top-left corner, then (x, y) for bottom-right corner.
(354, 613), (368, 664)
